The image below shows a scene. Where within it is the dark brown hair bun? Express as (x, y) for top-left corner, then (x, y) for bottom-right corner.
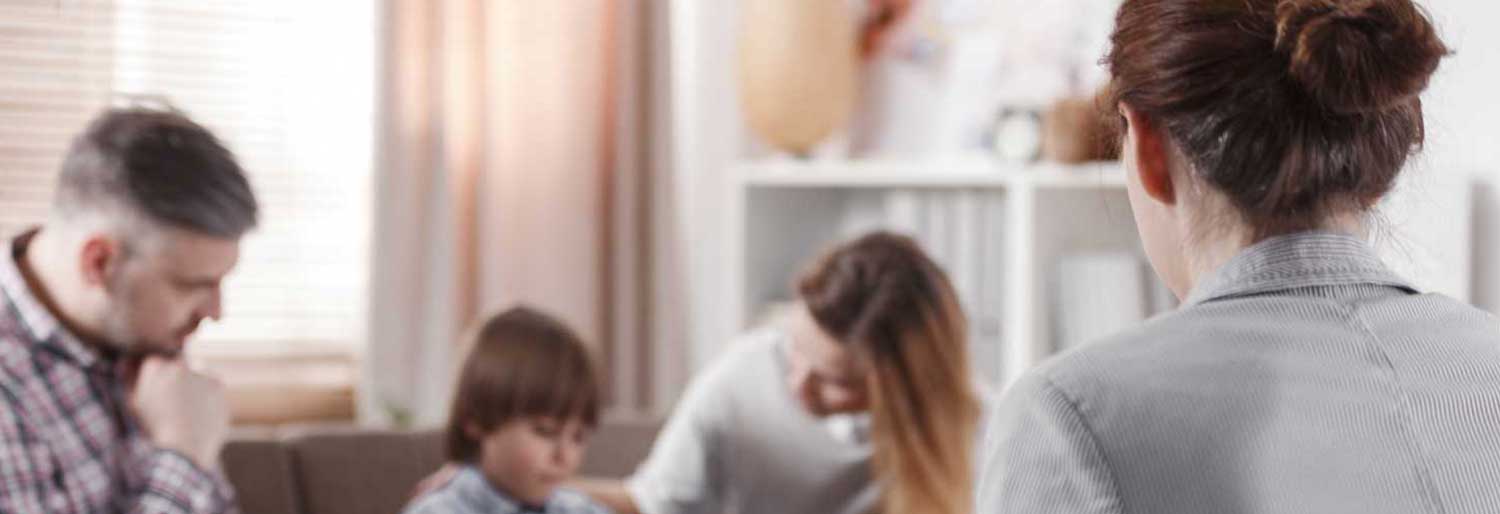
(1105, 0), (1450, 238)
(1276, 0), (1449, 115)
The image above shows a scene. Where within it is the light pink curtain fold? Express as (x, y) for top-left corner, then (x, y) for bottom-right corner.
(364, 0), (651, 427)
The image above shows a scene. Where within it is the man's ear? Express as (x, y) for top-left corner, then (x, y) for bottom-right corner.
(1121, 102), (1176, 205)
(78, 235), (120, 288)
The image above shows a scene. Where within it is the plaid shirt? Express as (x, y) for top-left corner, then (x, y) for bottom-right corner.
(0, 229), (237, 513)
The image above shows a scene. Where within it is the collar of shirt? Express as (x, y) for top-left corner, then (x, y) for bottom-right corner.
(1182, 230), (1418, 308)
(1, 228), (112, 372)
(451, 466), (553, 514)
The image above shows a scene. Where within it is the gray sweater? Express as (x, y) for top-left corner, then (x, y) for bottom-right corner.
(627, 330), (879, 514)
(978, 232), (1500, 513)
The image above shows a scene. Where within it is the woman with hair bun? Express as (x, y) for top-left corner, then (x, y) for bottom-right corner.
(978, 1), (1500, 513)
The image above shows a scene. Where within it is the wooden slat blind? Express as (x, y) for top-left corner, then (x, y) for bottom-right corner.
(0, 0), (374, 357)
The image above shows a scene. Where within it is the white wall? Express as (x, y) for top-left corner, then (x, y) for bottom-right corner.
(667, 0), (749, 384)
(665, 0), (1500, 384)
(1421, 0), (1500, 311)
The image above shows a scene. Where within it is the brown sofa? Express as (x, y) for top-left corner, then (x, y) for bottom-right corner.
(221, 418), (661, 514)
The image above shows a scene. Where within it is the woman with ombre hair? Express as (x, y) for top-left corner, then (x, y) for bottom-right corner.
(796, 231), (983, 514)
(584, 231), (983, 514)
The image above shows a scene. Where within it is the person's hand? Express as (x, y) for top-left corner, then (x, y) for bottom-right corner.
(786, 349), (829, 417)
(572, 479), (644, 514)
(411, 464), (461, 500)
(126, 357), (231, 470)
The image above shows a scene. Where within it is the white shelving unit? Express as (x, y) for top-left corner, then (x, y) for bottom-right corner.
(724, 159), (1168, 388)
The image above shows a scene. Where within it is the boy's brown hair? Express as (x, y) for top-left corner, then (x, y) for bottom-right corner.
(444, 306), (602, 462)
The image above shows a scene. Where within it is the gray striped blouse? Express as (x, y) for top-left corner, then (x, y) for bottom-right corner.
(977, 231), (1500, 513)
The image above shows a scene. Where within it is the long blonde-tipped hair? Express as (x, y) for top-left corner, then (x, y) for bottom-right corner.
(797, 231), (982, 514)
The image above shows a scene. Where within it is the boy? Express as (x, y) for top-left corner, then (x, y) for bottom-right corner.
(405, 307), (612, 514)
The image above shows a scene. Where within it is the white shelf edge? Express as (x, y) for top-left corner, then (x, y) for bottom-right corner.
(736, 159), (1126, 189)
(730, 158), (1137, 390)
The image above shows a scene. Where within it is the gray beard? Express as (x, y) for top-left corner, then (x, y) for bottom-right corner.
(99, 304), (178, 358)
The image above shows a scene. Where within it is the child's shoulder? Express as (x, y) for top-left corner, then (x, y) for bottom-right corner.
(550, 487), (615, 514)
(400, 466), (484, 514)
(401, 486), (466, 514)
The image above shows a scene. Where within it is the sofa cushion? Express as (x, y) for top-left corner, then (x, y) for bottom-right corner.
(219, 418), (662, 514)
(222, 436), (301, 514)
(288, 428), (445, 514)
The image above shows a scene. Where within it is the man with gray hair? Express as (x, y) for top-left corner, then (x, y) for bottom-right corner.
(0, 108), (257, 513)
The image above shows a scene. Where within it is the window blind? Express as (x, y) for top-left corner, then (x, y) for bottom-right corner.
(0, 0), (374, 357)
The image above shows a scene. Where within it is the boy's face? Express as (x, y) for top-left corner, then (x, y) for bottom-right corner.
(471, 415), (592, 506)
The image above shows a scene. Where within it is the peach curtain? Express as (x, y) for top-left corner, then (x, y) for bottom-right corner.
(363, 0), (647, 427)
